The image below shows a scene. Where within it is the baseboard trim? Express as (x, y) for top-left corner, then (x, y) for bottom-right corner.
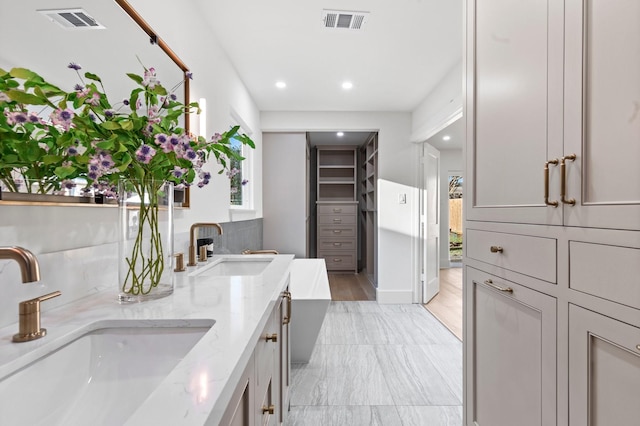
(376, 289), (414, 304)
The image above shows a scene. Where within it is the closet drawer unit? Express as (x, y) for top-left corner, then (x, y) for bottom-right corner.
(317, 204), (357, 215)
(317, 225), (356, 239)
(317, 238), (356, 251)
(569, 241), (640, 311)
(467, 229), (557, 283)
(318, 252), (356, 270)
(318, 214), (356, 225)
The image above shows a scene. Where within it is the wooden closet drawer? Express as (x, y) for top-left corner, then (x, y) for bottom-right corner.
(570, 241), (640, 311)
(318, 252), (356, 270)
(318, 204), (357, 215)
(318, 214), (356, 225)
(467, 229), (557, 283)
(318, 238), (356, 251)
(317, 225), (356, 238)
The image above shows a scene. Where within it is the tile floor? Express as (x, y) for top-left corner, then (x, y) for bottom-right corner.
(286, 301), (463, 425)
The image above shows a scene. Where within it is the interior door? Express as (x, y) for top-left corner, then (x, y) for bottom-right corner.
(422, 143), (440, 303)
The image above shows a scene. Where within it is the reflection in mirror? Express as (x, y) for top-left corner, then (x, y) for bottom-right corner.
(0, 0), (191, 207)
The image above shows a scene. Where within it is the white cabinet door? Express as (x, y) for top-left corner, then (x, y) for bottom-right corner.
(569, 304), (640, 426)
(564, 0), (640, 231)
(465, 267), (556, 426)
(465, 0), (564, 225)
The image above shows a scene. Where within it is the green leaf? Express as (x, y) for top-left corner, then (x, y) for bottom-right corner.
(42, 155), (62, 165)
(54, 165), (75, 178)
(120, 120), (134, 131)
(127, 73), (143, 84)
(9, 68), (38, 80)
(5, 90), (46, 105)
(101, 121), (121, 130)
(96, 140), (115, 150)
(84, 72), (102, 82)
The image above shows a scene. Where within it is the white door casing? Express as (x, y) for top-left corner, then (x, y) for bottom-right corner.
(422, 143), (440, 303)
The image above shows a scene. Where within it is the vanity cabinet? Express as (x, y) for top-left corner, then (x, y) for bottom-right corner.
(465, 0), (640, 424)
(219, 288), (291, 426)
(465, 267), (556, 426)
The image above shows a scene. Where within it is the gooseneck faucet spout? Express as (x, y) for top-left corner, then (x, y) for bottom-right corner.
(188, 223), (223, 266)
(0, 246), (40, 283)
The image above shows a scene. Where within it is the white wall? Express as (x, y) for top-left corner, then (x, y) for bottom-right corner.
(261, 111), (419, 303)
(438, 149), (463, 268)
(262, 132), (307, 258)
(411, 60), (463, 142)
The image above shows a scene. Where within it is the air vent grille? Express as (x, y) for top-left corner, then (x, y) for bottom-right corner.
(38, 8), (105, 30)
(322, 10), (369, 30)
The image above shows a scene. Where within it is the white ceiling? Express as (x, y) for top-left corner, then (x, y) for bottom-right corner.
(196, 0), (463, 112)
(425, 117), (464, 151)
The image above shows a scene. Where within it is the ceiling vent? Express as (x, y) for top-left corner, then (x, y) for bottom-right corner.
(322, 10), (369, 30)
(37, 8), (105, 30)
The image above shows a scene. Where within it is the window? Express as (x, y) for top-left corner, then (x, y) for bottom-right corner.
(229, 133), (252, 209)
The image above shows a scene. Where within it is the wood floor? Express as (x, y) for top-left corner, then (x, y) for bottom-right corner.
(328, 271), (376, 301)
(424, 267), (463, 340)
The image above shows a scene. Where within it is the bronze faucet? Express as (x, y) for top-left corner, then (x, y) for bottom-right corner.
(188, 223), (223, 266)
(0, 246), (61, 342)
(0, 246), (40, 282)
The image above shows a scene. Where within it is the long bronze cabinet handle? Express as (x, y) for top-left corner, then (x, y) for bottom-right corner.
(474, 279), (514, 294)
(560, 154), (577, 205)
(544, 159), (559, 207)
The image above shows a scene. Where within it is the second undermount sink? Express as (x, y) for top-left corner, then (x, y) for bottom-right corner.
(0, 319), (214, 426)
(190, 256), (274, 277)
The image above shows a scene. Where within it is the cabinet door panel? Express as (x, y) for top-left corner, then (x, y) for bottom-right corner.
(466, 0), (564, 225)
(565, 0), (640, 230)
(465, 266), (556, 426)
(569, 305), (640, 426)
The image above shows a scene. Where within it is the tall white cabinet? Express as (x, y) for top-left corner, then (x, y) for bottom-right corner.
(465, 1), (640, 425)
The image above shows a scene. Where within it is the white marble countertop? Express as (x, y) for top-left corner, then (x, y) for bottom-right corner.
(0, 253), (294, 425)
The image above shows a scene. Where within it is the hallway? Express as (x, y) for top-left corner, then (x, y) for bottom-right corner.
(424, 268), (463, 340)
(286, 301), (463, 425)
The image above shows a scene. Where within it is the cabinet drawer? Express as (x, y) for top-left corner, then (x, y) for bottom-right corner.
(318, 238), (355, 251)
(317, 204), (357, 215)
(466, 229), (557, 283)
(569, 241), (640, 311)
(318, 214), (356, 225)
(318, 252), (356, 270)
(317, 225), (356, 238)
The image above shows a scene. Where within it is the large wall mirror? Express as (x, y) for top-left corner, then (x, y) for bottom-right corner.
(0, 0), (191, 207)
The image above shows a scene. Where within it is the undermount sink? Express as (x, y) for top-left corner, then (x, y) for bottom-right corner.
(0, 319), (214, 425)
(190, 256), (273, 277)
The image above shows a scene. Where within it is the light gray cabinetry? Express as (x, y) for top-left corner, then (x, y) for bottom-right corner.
(465, 266), (556, 426)
(569, 305), (640, 426)
(316, 146), (358, 272)
(219, 288), (291, 426)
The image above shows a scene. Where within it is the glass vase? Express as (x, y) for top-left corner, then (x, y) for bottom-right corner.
(118, 179), (174, 303)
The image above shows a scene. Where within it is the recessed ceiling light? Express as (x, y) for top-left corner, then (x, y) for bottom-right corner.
(341, 81), (353, 90)
(443, 135), (451, 141)
(275, 81), (286, 89)
(337, 132), (344, 137)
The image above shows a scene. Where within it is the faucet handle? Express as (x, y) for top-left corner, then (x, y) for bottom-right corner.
(13, 290), (61, 343)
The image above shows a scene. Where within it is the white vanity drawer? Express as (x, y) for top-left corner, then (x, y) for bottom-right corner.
(317, 204), (357, 215)
(466, 229), (557, 283)
(569, 241), (640, 311)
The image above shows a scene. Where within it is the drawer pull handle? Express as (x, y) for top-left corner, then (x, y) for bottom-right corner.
(478, 279), (513, 293)
(333, 218), (342, 223)
(490, 246), (504, 253)
(636, 344), (640, 352)
(283, 291), (292, 325)
(561, 154), (576, 205)
(262, 405), (275, 415)
(333, 208), (342, 213)
(333, 258), (342, 262)
(544, 159), (559, 207)
(265, 333), (278, 342)
(333, 242), (342, 247)
(333, 230), (342, 234)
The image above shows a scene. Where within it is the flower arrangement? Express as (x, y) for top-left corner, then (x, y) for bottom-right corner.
(0, 62), (255, 300)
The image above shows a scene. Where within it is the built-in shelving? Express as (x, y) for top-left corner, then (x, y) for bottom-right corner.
(359, 134), (378, 286)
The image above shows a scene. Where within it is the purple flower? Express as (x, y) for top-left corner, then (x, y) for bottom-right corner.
(135, 144), (156, 164)
(154, 133), (168, 145)
(123, 99), (130, 106)
(27, 112), (41, 123)
(68, 62), (82, 70)
(50, 108), (75, 131)
(61, 179), (76, 190)
(211, 133), (222, 143)
(67, 146), (78, 156)
(6, 112), (28, 125)
(186, 71), (193, 80)
(241, 179), (249, 186)
(74, 84), (84, 91)
(172, 166), (187, 178)
(185, 149), (197, 161)
(86, 93), (100, 106)
(170, 94), (177, 101)
(104, 109), (115, 118)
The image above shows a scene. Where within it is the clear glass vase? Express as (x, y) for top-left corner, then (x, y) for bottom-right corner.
(118, 179), (174, 303)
